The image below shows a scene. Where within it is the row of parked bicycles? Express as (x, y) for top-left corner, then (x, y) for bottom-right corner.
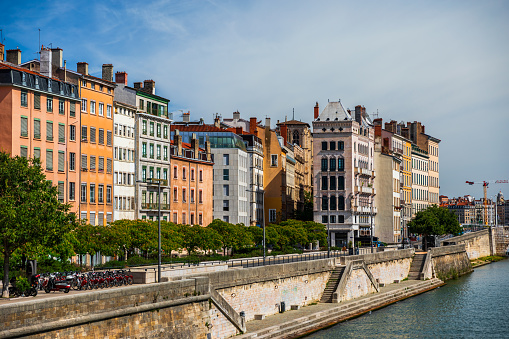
(8, 270), (134, 298)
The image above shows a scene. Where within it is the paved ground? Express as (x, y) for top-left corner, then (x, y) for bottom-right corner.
(245, 279), (440, 333)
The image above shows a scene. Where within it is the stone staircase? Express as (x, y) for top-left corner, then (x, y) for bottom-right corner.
(320, 266), (345, 303)
(408, 253), (426, 280)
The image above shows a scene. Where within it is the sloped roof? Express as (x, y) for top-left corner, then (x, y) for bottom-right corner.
(316, 101), (352, 122)
(170, 124), (224, 132)
(277, 119), (310, 127)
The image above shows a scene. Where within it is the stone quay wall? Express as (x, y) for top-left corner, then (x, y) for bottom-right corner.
(493, 226), (509, 255)
(0, 277), (239, 339)
(430, 244), (473, 280)
(441, 229), (493, 259)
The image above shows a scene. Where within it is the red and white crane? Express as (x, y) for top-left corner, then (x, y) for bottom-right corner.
(465, 180), (509, 225)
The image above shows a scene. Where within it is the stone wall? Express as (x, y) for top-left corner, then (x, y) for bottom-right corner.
(430, 244), (472, 280)
(0, 277), (239, 339)
(441, 229), (492, 259)
(493, 226), (509, 255)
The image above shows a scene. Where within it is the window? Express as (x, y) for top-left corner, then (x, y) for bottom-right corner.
(322, 141), (327, 151)
(338, 141), (344, 150)
(57, 182), (64, 202)
(69, 182), (75, 201)
(34, 119), (41, 139)
(330, 141), (336, 150)
(81, 126), (87, 142)
(91, 101), (97, 115)
(90, 127), (96, 143)
(338, 158), (344, 171)
(90, 184), (96, 203)
(330, 215), (336, 223)
(70, 102), (75, 117)
(163, 168), (168, 181)
(149, 144), (154, 158)
(191, 189), (195, 203)
(223, 185), (230, 196)
(34, 93), (40, 110)
(321, 176), (328, 190)
(173, 187), (178, 202)
(330, 176), (336, 190)
(223, 154), (229, 165)
(107, 130), (112, 146)
(182, 188), (187, 202)
(338, 195), (345, 210)
(21, 116), (28, 137)
(33, 147), (40, 159)
(173, 166), (178, 179)
(183, 167), (187, 180)
(199, 170), (203, 182)
(58, 151), (65, 172)
(199, 213), (203, 226)
(139, 99), (144, 110)
(81, 183), (87, 202)
(81, 98), (87, 112)
(98, 103), (104, 116)
(269, 209), (277, 223)
(98, 185), (104, 203)
(163, 125), (168, 138)
(142, 120), (147, 135)
(157, 124), (161, 138)
(223, 200), (229, 211)
(322, 215), (328, 224)
(321, 158), (328, 171)
(330, 158), (336, 171)
(98, 157), (104, 172)
(199, 190), (203, 203)
(69, 152), (75, 171)
(81, 154), (87, 170)
(46, 121), (53, 141)
(90, 156), (96, 171)
(142, 143), (147, 157)
(157, 145), (161, 159)
(150, 122), (154, 136)
(98, 129), (104, 144)
(223, 216), (229, 223)
(321, 196), (328, 211)
(163, 146), (168, 160)
(46, 149), (53, 171)
(223, 169), (229, 180)
(69, 125), (76, 141)
(142, 166), (147, 182)
(59, 100), (65, 114)
(20, 146), (28, 158)
(271, 154), (278, 167)
(58, 123), (65, 143)
(21, 90), (28, 107)
(106, 186), (111, 204)
(191, 168), (195, 181)
(107, 105), (112, 118)
(338, 215), (345, 223)
(330, 195), (337, 210)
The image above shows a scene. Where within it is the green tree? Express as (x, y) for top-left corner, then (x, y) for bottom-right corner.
(407, 205), (461, 251)
(295, 191), (314, 221)
(0, 153), (78, 297)
(303, 221), (327, 248)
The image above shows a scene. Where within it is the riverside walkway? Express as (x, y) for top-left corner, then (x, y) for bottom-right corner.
(238, 278), (444, 339)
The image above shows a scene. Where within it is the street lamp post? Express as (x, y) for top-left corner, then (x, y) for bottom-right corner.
(370, 201), (374, 253)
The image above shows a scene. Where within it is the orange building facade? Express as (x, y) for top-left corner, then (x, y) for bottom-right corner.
(76, 62), (115, 226)
(170, 132), (213, 226)
(0, 54), (81, 213)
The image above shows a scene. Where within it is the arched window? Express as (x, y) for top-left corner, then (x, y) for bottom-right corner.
(292, 130), (300, 146)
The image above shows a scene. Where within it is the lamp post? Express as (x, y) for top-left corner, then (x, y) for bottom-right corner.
(137, 178), (162, 283)
(370, 201), (374, 253)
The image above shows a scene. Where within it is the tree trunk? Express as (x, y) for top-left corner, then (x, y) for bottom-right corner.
(2, 251), (10, 298)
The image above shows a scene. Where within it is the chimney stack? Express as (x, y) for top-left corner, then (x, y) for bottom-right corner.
(214, 116), (221, 128)
(314, 102), (319, 119)
(249, 117), (257, 135)
(354, 105), (363, 124)
(143, 80), (155, 95)
(40, 47), (52, 78)
(115, 71), (128, 85)
(0, 43), (4, 62)
(280, 124), (288, 144)
(51, 48), (63, 68)
(191, 133), (199, 159)
(133, 82), (142, 89)
(233, 111), (240, 120)
(77, 62), (88, 75)
(183, 112), (190, 123)
(235, 126), (243, 135)
(175, 130), (182, 156)
(6, 48), (21, 65)
(102, 64), (113, 82)
(205, 136), (212, 162)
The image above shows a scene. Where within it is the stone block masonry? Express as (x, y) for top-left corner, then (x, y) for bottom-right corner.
(441, 229), (492, 259)
(430, 244), (473, 280)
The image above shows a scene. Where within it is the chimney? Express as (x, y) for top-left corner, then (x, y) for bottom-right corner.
(214, 116), (221, 128)
(133, 82), (142, 89)
(265, 117), (270, 129)
(205, 136), (212, 162)
(102, 64), (113, 82)
(280, 124), (288, 144)
(191, 133), (199, 159)
(0, 43), (4, 62)
(249, 117), (257, 135)
(40, 47), (52, 78)
(143, 80), (155, 95)
(6, 48), (21, 65)
(314, 102), (319, 119)
(233, 111), (240, 120)
(115, 71), (128, 85)
(235, 126), (243, 135)
(373, 118), (383, 137)
(354, 105), (363, 124)
(77, 62), (88, 75)
(174, 130), (182, 156)
(51, 48), (63, 68)
(183, 112), (190, 123)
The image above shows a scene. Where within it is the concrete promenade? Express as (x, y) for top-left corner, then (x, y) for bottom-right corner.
(238, 278), (444, 339)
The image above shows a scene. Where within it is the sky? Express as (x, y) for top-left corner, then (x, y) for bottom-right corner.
(1, 0), (508, 199)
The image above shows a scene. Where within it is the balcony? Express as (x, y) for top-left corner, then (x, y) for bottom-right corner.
(141, 203), (170, 210)
(355, 185), (375, 195)
(354, 167), (375, 177)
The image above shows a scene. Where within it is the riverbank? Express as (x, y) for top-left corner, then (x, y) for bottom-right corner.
(237, 278), (444, 339)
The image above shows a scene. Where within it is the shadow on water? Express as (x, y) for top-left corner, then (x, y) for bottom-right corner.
(305, 259), (509, 339)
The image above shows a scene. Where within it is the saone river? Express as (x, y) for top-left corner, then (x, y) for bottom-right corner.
(306, 259), (509, 339)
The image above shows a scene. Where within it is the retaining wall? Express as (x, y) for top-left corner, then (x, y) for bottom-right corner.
(441, 229), (492, 259)
(430, 244), (472, 280)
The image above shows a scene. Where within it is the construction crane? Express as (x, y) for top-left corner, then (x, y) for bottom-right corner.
(465, 180), (509, 225)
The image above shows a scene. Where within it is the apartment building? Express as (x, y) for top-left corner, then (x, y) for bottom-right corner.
(0, 46), (81, 213)
(312, 101), (376, 248)
(411, 145), (429, 216)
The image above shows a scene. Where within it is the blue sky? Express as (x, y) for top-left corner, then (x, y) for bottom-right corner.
(2, 0), (508, 199)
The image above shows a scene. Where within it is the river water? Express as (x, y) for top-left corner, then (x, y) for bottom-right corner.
(306, 259), (509, 339)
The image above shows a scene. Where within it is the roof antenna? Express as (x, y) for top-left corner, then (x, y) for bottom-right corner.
(292, 108), (294, 120)
(0, 29), (5, 44)
(38, 29), (41, 59)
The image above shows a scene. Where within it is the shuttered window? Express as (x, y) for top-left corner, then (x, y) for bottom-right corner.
(106, 130), (112, 146)
(90, 184), (95, 203)
(46, 121), (53, 141)
(90, 127), (96, 143)
(81, 211), (87, 221)
(90, 156), (96, 171)
(69, 182), (75, 201)
(81, 126), (87, 142)
(106, 212), (112, 224)
(70, 102), (75, 117)
(33, 147), (41, 159)
(21, 116), (28, 137)
(98, 157), (104, 172)
(98, 185), (104, 204)
(98, 212), (104, 226)
(34, 93), (40, 109)
(34, 119), (41, 139)
(98, 129), (104, 145)
(106, 186), (112, 204)
(107, 158), (112, 173)
(20, 146), (28, 158)
(81, 154), (87, 170)
(57, 181), (64, 202)
(46, 150), (53, 171)
(69, 152), (75, 171)
(58, 151), (65, 172)
(69, 125), (76, 141)
(58, 123), (65, 143)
